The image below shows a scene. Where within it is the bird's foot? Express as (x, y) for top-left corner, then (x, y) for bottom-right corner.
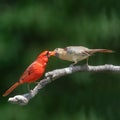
(69, 62), (77, 67)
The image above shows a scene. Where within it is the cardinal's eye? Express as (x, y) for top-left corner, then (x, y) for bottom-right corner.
(46, 51), (49, 56)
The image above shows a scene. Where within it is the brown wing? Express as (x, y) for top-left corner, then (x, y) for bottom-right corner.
(66, 46), (91, 56)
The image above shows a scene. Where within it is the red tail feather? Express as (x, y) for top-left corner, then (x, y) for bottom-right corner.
(3, 82), (21, 97)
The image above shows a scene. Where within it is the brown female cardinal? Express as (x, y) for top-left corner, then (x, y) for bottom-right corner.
(54, 46), (113, 65)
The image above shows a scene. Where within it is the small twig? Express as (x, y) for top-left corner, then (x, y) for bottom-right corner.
(8, 64), (120, 105)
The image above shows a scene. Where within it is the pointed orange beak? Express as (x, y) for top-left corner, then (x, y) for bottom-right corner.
(48, 51), (56, 57)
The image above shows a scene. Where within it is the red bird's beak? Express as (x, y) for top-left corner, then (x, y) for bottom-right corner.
(48, 51), (56, 57)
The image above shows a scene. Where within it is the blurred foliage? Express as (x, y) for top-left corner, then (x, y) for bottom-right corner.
(0, 0), (120, 120)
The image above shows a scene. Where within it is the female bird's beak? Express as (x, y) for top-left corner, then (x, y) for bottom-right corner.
(48, 51), (56, 57)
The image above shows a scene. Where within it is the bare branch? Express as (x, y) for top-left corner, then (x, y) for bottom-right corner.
(8, 64), (120, 105)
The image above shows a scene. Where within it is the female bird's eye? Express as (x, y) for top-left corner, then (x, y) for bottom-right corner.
(54, 48), (58, 51)
(63, 47), (67, 50)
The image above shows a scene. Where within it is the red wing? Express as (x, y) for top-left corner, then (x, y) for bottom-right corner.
(19, 62), (45, 83)
(20, 62), (36, 81)
(19, 63), (35, 81)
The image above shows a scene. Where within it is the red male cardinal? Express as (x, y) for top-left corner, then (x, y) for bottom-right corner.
(3, 50), (55, 97)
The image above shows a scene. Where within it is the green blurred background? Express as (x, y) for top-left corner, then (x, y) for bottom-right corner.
(0, 0), (120, 120)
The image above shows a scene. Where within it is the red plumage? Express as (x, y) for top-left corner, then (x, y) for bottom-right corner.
(3, 51), (55, 97)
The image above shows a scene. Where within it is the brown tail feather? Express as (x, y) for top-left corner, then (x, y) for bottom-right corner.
(3, 82), (22, 97)
(90, 49), (114, 54)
